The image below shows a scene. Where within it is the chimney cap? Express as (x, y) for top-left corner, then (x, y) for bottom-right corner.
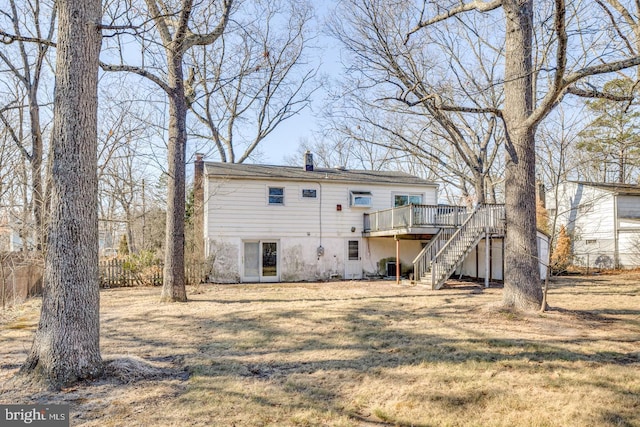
(195, 153), (205, 161)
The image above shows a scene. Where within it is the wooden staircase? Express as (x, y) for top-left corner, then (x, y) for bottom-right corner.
(412, 204), (505, 289)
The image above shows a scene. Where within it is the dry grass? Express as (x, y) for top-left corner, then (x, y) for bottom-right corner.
(1, 273), (639, 426)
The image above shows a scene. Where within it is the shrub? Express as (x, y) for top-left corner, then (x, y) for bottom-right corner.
(551, 225), (571, 273)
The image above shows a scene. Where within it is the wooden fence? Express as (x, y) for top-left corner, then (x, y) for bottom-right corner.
(99, 259), (206, 288)
(1, 255), (44, 309)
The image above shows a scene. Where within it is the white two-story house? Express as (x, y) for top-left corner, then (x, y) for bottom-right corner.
(195, 153), (547, 287)
(547, 181), (640, 269)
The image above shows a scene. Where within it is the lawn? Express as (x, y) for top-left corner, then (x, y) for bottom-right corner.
(1, 274), (639, 426)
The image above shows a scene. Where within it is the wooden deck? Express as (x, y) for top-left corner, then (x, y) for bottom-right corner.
(363, 204), (469, 237)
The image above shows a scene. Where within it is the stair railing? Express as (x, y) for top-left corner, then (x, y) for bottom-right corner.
(430, 204), (505, 289)
(412, 227), (456, 280)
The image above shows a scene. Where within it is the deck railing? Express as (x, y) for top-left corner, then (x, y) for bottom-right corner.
(363, 204), (468, 233)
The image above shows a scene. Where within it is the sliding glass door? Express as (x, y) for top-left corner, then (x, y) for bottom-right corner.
(243, 240), (279, 282)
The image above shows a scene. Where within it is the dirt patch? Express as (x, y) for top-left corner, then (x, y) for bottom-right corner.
(1, 275), (639, 426)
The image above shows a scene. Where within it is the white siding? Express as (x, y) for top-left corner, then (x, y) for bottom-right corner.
(204, 175), (437, 282)
(548, 182), (616, 266)
(619, 230), (640, 268)
(205, 177), (437, 241)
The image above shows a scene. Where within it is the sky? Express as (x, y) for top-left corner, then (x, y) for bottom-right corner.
(260, 103), (319, 165)
(249, 1), (342, 166)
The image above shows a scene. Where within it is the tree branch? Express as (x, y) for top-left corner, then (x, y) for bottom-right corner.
(565, 85), (634, 101)
(405, 0), (502, 43)
(183, 0), (233, 49)
(0, 30), (56, 47)
(385, 94), (502, 117)
(0, 106), (32, 162)
(528, 57), (640, 128)
(594, 0), (636, 55)
(99, 62), (171, 94)
(143, 0), (172, 46)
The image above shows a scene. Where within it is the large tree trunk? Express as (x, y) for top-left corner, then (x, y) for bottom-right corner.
(501, 0), (543, 311)
(473, 170), (486, 205)
(19, 0), (103, 389)
(160, 51), (187, 302)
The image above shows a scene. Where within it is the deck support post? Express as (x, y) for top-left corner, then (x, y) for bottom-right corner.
(485, 226), (490, 288)
(395, 235), (400, 285)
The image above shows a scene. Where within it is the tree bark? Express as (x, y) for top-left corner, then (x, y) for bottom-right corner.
(19, 0), (103, 389)
(160, 50), (187, 302)
(501, 0), (543, 310)
(473, 170), (486, 205)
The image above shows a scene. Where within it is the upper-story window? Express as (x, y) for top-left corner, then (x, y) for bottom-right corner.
(268, 187), (284, 205)
(350, 191), (372, 207)
(394, 194), (423, 207)
(302, 189), (317, 198)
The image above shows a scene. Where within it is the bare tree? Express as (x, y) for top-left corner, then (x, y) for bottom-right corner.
(95, 86), (160, 255)
(0, 101), (28, 246)
(328, 1), (505, 205)
(332, 0), (640, 311)
(188, 0), (319, 164)
(326, 93), (504, 204)
(0, 117), (23, 245)
(284, 131), (398, 171)
(101, 0), (233, 302)
(536, 105), (585, 310)
(19, 0), (102, 388)
(102, 144), (140, 254)
(0, 0), (56, 250)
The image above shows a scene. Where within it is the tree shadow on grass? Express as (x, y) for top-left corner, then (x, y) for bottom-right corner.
(546, 306), (640, 329)
(176, 298), (639, 425)
(11, 283), (631, 426)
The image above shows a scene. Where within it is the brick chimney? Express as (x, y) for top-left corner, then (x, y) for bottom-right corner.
(194, 154), (205, 260)
(304, 150), (314, 171)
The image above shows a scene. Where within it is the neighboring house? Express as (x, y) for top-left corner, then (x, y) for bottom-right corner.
(0, 215), (24, 252)
(196, 153), (548, 287)
(546, 181), (640, 269)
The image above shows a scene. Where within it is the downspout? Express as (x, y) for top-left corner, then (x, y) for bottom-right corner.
(313, 181), (324, 266)
(317, 181), (323, 251)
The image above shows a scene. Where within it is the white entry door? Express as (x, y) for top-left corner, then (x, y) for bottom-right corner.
(345, 239), (363, 279)
(243, 240), (279, 282)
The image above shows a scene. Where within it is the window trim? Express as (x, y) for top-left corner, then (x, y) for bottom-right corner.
(350, 191), (372, 208)
(268, 186), (285, 205)
(393, 192), (424, 207)
(302, 188), (317, 199)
